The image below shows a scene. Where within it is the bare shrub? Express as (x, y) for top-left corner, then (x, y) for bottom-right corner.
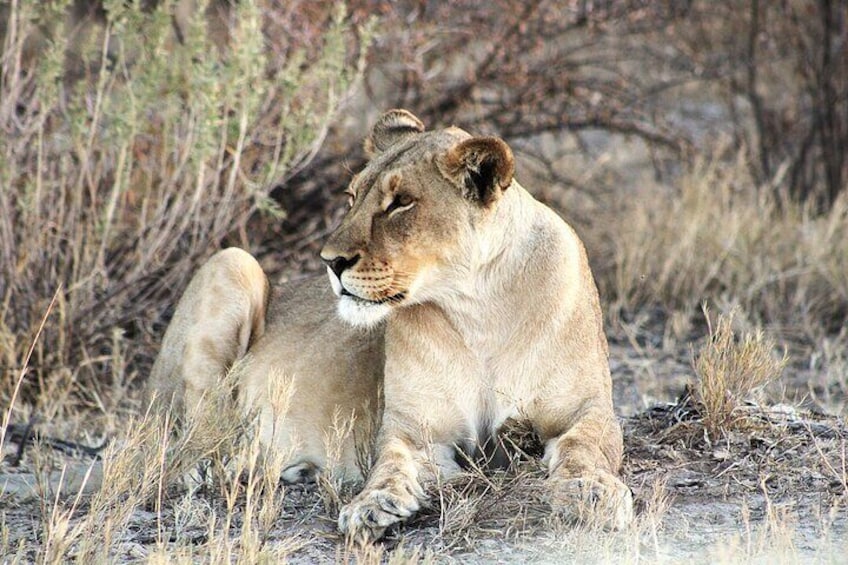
(0, 1), (371, 404)
(693, 307), (787, 439)
(357, 1), (686, 145)
(667, 0), (848, 210)
(274, 1), (695, 253)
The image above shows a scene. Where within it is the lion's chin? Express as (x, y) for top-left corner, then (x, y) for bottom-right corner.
(337, 295), (393, 328)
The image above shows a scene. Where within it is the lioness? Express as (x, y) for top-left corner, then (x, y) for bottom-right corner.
(148, 109), (633, 541)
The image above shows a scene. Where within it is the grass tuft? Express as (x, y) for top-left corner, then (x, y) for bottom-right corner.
(693, 307), (788, 439)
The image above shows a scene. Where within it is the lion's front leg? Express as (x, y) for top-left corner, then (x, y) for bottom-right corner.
(543, 406), (633, 530)
(337, 434), (428, 543)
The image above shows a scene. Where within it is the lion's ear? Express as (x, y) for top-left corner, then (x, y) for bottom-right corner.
(364, 109), (426, 157)
(438, 137), (514, 206)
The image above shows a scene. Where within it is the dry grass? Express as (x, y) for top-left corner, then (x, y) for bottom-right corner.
(3, 358), (292, 563)
(606, 141), (848, 336)
(803, 332), (848, 417)
(693, 307), (788, 439)
(50, 365), (254, 561)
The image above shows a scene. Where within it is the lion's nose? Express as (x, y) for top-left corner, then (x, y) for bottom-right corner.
(323, 254), (360, 279)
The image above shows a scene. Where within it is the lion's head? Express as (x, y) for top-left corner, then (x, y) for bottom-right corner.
(320, 109), (516, 327)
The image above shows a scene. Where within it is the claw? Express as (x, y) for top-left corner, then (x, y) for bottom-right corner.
(363, 508), (377, 527)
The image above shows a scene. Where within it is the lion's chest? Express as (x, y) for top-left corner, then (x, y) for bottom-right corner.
(388, 301), (571, 448)
(458, 348), (550, 440)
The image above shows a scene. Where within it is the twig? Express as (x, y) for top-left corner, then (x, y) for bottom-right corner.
(3, 422), (106, 461)
(0, 284), (61, 458)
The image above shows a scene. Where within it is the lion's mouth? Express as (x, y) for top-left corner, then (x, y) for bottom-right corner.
(341, 289), (406, 305)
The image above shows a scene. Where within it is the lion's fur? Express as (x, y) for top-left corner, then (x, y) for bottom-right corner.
(147, 109), (632, 538)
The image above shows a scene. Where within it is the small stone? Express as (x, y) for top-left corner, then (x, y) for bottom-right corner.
(712, 449), (730, 461)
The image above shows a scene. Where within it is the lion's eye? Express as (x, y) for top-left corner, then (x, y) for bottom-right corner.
(386, 193), (415, 214)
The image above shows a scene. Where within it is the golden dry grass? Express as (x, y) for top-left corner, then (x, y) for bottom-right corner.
(693, 307), (788, 439)
(606, 142), (848, 336)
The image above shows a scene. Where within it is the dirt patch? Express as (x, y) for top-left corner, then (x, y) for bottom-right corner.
(623, 394), (848, 558)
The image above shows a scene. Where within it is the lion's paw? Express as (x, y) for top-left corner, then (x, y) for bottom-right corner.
(338, 488), (421, 543)
(549, 473), (634, 531)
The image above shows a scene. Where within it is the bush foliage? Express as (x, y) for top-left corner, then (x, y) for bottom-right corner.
(0, 0), (370, 403)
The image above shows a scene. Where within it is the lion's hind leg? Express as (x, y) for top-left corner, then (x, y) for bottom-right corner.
(146, 247), (269, 422)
